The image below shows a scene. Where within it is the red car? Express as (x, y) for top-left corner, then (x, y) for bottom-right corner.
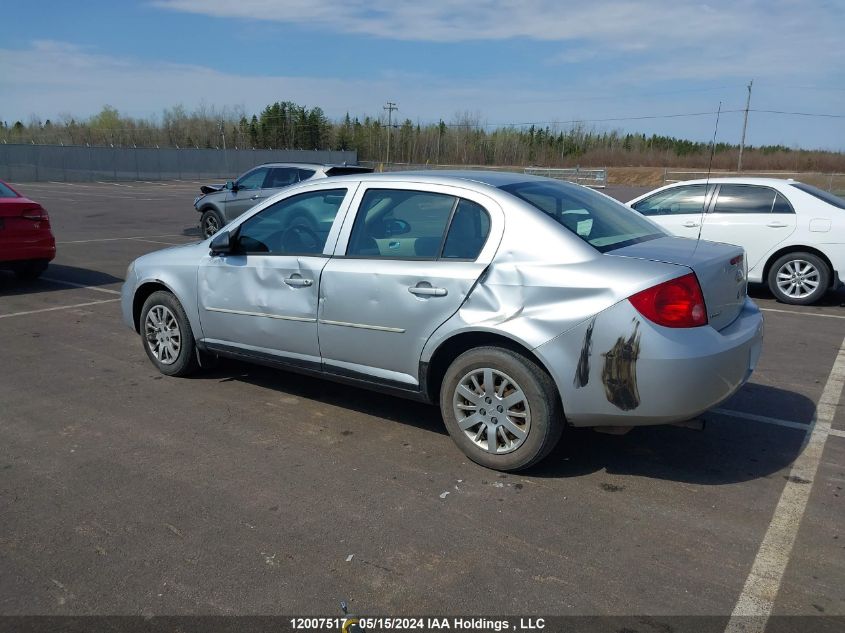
(0, 180), (56, 279)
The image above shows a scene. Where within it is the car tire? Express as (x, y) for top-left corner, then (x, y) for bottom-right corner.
(140, 290), (199, 377)
(440, 346), (563, 471)
(13, 259), (49, 280)
(200, 208), (225, 239)
(767, 252), (829, 305)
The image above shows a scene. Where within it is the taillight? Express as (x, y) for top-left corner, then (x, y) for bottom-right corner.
(21, 206), (47, 222)
(629, 273), (708, 328)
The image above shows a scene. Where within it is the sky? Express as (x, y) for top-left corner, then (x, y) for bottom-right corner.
(2, 0), (844, 150)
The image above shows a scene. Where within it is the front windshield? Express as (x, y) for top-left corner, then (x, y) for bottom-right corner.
(500, 180), (665, 253)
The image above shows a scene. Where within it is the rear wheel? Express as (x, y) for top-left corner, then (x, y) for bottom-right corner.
(140, 291), (199, 377)
(13, 259), (49, 280)
(440, 346), (563, 471)
(767, 252), (829, 305)
(200, 208), (224, 239)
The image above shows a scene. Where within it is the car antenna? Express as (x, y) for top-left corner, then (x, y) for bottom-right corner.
(695, 101), (722, 249)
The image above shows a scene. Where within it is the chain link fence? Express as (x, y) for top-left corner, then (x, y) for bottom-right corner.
(0, 144), (358, 182)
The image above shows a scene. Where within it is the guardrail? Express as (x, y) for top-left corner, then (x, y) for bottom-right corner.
(663, 169), (845, 195)
(524, 166), (607, 188)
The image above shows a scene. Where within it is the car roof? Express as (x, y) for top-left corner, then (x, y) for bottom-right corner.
(664, 177), (799, 186)
(256, 162), (361, 169)
(323, 169), (581, 190)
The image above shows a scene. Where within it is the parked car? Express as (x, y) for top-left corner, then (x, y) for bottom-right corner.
(0, 180), (56, 280)
(194, 162), (373, 238)
(627, 178), (845, 305)
(124, 171), (763, 471)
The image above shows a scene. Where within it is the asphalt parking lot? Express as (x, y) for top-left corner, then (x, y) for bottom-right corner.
(1, 181), (844, 628)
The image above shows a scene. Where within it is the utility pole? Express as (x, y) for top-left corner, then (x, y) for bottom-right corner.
(737, 80), (753, 172)
(383, 101), (397, 168)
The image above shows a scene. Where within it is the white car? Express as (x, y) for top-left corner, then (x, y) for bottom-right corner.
(627, 178), (845, 305)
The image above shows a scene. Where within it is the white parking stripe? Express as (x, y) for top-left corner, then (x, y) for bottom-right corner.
(724, 335), (845, 633)
(829, 428), (845, 439)
(711, 408), (810, 431)
(40, 277), (122, 295)
(0, 299), (120, 319)
(127, 238), (182, 245)
(760, 307), (845, 320)
(57, 234), (189, 244)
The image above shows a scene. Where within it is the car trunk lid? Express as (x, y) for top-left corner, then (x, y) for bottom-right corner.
(607, 236), (747, 331)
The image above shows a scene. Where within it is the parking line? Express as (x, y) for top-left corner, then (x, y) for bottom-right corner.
(41, 277), (122, 295)
(710, 408), (810, 431)
(0, 299), (120, 319)
(57, 234), (187, 244)
(760, 307), (845, 320)
(127, 238), (182, 246)
(724, 335), (845, 633)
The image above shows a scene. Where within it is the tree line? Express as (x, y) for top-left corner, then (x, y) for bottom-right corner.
(2, 103), (843, 172)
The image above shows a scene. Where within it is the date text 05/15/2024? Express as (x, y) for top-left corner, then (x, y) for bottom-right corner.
(289, 617), (546, 631)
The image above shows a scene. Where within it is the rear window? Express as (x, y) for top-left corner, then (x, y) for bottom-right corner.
(0, 182), (18, 198)
(500, 180), (664, 253)
(790, 183), (845, 210)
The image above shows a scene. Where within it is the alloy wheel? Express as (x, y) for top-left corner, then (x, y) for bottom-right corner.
(144, 305), (182, 365)
(776, 259), (820, 300)
(452, 368), (531, 454)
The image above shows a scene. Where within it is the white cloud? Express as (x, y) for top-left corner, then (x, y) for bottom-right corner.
(151, 1), (845, 82)
(0, 40), (518, 124)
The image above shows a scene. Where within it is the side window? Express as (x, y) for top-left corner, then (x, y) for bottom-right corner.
(236, 167), (269, 190)
(632, 185), (714, 216)
(713, 185), (778, 214)
(265, 167), (299, 188)
(347, 189), (456, 259)
(772, 192), (794, 214)
(297, 168), (316, 181)
(236, 188), (347, 255)
(442, 200), (491, 260)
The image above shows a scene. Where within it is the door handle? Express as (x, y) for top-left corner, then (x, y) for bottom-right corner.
(767, 221), (788, 228)
(250, 194), (260, 200)
(284, 277), (313, 288)
(408, 286), (447, 297)
(682, 220), (700, 227)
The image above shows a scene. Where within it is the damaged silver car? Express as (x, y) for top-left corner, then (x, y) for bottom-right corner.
(122, 171), (763, 471)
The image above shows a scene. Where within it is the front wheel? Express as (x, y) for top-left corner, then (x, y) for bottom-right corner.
(140, 291), (199, 377)
(440, 346), (563, 471)
(767, 252), (829, 305)
(200, 208), (225, 239)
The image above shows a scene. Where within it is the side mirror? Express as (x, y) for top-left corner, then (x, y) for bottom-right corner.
(226, 180), (238, 192)
(210, 230), (236, 255)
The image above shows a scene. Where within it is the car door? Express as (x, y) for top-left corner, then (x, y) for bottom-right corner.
(222, 166), (271, 221)
(701, 184), (797, 273)
(630, 184), (715, 237)
(318, 183), (501, 387)
(197, 186), (355, 366)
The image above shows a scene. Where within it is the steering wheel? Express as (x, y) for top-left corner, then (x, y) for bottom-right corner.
(281, 223), (321, 253)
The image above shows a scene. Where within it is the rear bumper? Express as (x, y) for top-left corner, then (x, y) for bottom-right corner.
(0, 235), (56, 264)
(536, 297), (763, 427)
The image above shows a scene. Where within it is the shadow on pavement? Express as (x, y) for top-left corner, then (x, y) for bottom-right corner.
(0, 264), (123, 296)
(196, 361), (812, 485)
(749, 282), (845, 307)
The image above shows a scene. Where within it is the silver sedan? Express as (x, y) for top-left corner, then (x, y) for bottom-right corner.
(123, 171), (763, 471)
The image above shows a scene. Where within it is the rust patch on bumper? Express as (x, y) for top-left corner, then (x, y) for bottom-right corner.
(601, 321), (641, 411)
(574, 317), (595, 389)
